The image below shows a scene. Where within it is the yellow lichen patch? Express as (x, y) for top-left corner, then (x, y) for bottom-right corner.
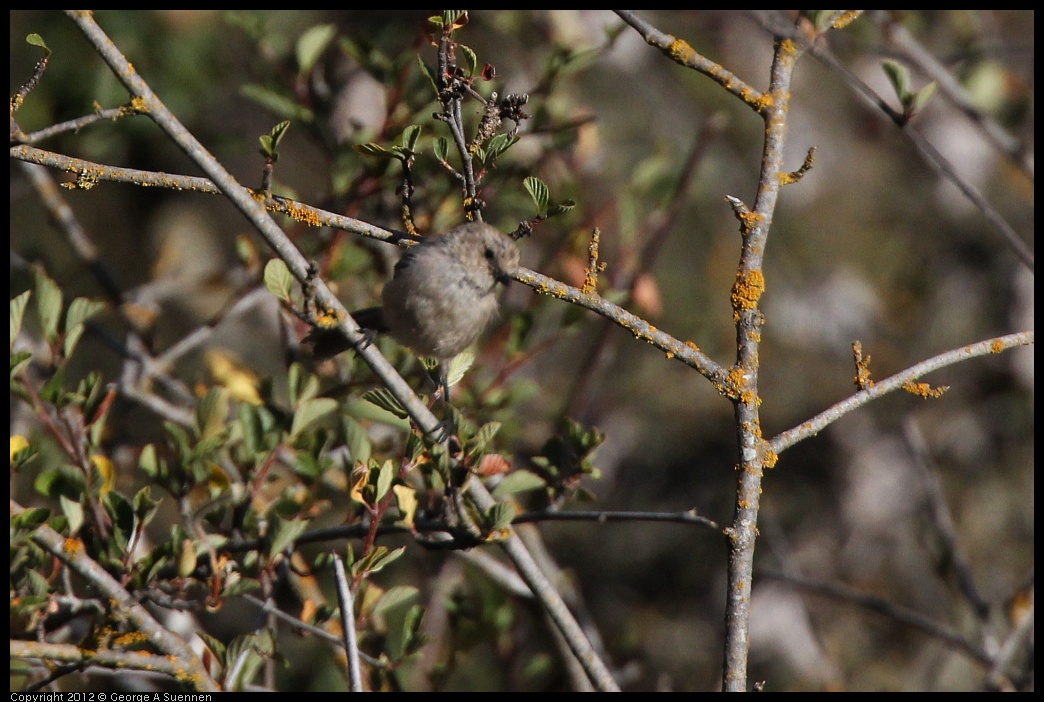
(990, 339), (1004, 354)
(902, 380), (949, 399)
(66, 169), (99, 190)
(752, 91), (774, 112)
(738, 210), (764, 235)
(315, 308), (345, 329)
(832, 11), (862, 29)
(853, 341), (874, 390)
(684, 340), (701, 352)
(667, 38), (696, 64)
(731, 269), (765, 314)
(63, 537), (84, 554)
(129, 95), (148, 114)
(113, 630), (150, 648)
(282, 201), (323, 227)
(582, 229), (605, 295)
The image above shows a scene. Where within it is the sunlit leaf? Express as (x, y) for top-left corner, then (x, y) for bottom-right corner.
(263, 259), (294, 302)
(290, 397), (338, 439)
(362, 388), (409, 419)
(297, 24), (337, 75)
(523, 176), (550, 214)
(34, 269), (63, 344)
(492, 469), (547, 497)
(10, 290), (31, 349)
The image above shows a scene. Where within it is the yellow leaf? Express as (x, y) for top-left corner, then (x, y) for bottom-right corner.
(90, 453), (116, 495)
(205, 348), (263, 405)
(393, 484), (418, 527)
(10, 435), (30, 463)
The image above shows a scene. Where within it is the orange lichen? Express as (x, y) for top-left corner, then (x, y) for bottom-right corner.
(853, 341), (874, 390)
(286, 202), (322, 227)
(902, 380), (949, 398)
(582, 229), (604, 295)
(667, 38), (696, 64)
(832, 11), (862, 29)
(731, 269), (765, 315)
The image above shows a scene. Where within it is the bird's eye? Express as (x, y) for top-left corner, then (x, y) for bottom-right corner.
(484, 248), (495, 260)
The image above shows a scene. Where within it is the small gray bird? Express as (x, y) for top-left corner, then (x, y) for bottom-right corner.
(309, 221), (520, 396)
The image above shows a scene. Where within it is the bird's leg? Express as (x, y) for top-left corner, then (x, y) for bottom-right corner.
(423, 362), (457, 442)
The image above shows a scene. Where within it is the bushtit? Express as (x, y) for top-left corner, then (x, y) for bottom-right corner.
(309, 222), (519, 394)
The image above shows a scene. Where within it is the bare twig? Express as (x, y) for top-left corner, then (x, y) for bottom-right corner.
(760, 568), (993, 667)
(333, 555), (364, 692)
(770, 331), (1035, 454)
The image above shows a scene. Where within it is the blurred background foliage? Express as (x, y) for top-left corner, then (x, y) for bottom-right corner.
(10, 10), (1033, 691)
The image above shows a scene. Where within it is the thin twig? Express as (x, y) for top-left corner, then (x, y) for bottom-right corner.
(769, 331), (1035, 454)
(760, 568), (993, 667)
(333, 555), (364, 692)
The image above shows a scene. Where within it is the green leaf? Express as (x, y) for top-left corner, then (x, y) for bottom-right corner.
(546, 200), (577, 218)
(399, 603), (425, 655)
(263, 259), (294, 302)
(399, 125), (422, 153)
(485, 501), (517, 532)
(433, 136), (449, 163)
(361, 388), (409, 419)
(34, 269), (63, 344)
(10, 290), (30, 349)
(259, 120), (292, 160)
(372, 585), (420, 618)
(196, 387), (230, 442)
(343, 416), (372, 466)
(62, 297), (104, 358)
(352, 545), (405, 577)
(297, 24), (337, 75)
(911, 81), (938, 114)
(240, 84), (315, 124)
(138, 444), (161, 480)
(355, 142), (397, 160)
(288, 363), (320, 406)
(470, 421), (501, 455)
(492, 467), (551, 497)
(26, 34), (50, 52)
(268, 517), (308, 558)
(199, 632), (227, 666)
(133, 486), (161, 530)
(483, 134), (518, 163)
(375, 459), (395, 502)
(103, 490), (134, 555)
(11, 507), (50, 532)
(11, 350), (32, 378)
(416, 55), (440, 97)
(445, 348), (475, 388)
(442, 10), (467, 26)
(460, 44), (478, 76)
(882, 59), (911, 101)
(59, 494), (84, 535)
(290, 397), (338, 439)
(523, 176), (550, 214)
